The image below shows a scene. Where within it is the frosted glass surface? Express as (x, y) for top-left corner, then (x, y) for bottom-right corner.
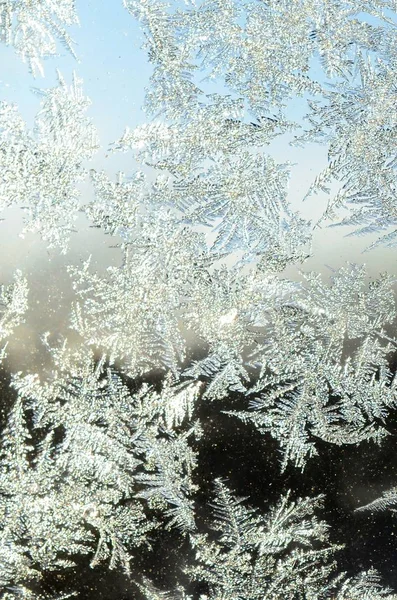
(0, 1), (397, 598)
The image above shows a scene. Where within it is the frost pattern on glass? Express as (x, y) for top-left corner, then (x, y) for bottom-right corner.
(0, 346), (200, 594)
(0, 0), (397, 597)
(140, 481), (397, 600)
(69, 209), (212, 376)
(0, 72), (98, 252)
(111, 0), (313, 268)
(114, 96), (311, 266)
(297, 56), (397, 248)
(0, 0), (78, 76)
(229, 265), (397, 470)
(0, 270), (28, 363)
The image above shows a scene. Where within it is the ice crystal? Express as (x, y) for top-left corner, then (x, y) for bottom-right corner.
(140, 481), (397, 600)
(0, 270), (28, 363)
(299, 55), (397, 248)
(114, 96), (311, 265)
(0, 71), (98, 252)
(69, 208), (212, 376)
(0, 0), (78, 76)
(229, 265), (397, 469)
(0, 346), (201, 594)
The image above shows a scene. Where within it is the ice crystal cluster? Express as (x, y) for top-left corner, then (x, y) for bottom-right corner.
(1, 0), (397, 598)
